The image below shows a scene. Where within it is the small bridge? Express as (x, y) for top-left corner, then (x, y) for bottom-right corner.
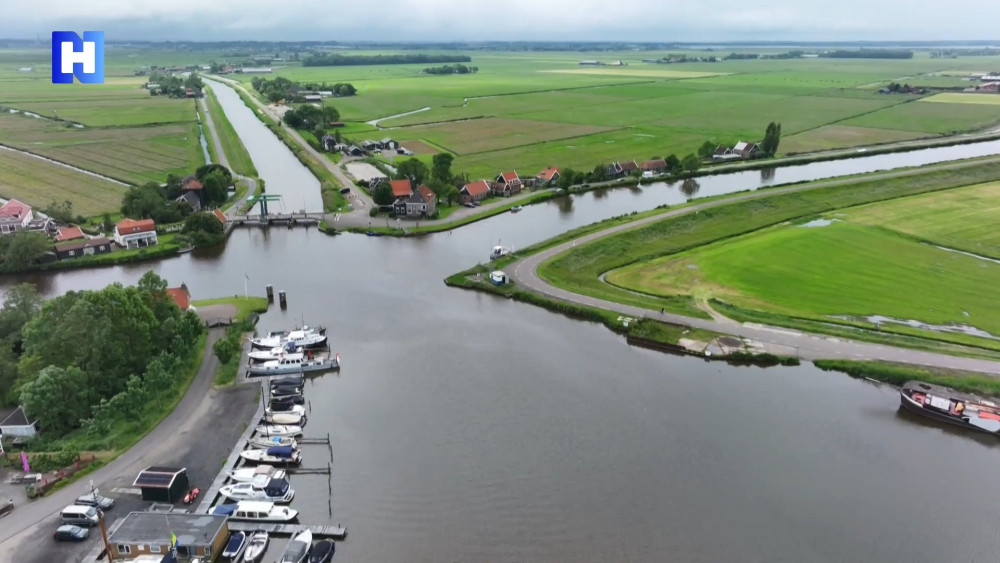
(230, 192), (324, 228)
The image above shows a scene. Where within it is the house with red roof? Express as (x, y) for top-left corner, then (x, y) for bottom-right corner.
(0, 199), (33, 235)
(535, 167), (561, 186)
(55, 226), (85, 242)
(394, 184), (437, 218)
(389, 179), (413, 200)
(166, 284), (194, 311)
(212, 209), (227, 225)
(493, 171), (522, 197)
(459, 180), (491, 205)
(114, 218), (158, 249)
(640, 159), (667, 174)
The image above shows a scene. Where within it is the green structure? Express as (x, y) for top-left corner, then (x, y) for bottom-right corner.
(244, 193), (283, 220)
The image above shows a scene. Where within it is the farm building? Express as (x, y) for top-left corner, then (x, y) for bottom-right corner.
(460, 180), (491, 204)
(54, 226), (85, 243)
(607, 161), (638, 178)
(536, 167), (561, 186)
(712, 146), (741, 161)
(55, 237), (113, 260)
(343, 145), (365, 157)
(236, 67), (272, 74)
(493, 171), (522, 197)
(213, 209), (227, 225)
(733, 141), (760, 159)
(389, 179), (413, 200)
(133, 466), (189, 503)
(166, 284), (194, 312)
(640, 159), (667, 173)
(108, 511), (228, 561)
(394, 184), (437, 218)
(175, 191), (201, 212)
(114, 218), (158, 249)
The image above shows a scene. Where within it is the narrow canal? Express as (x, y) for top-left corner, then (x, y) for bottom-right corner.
(5, 103), (1000, 561)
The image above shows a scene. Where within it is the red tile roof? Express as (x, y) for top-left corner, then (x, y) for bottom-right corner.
(116, 218), (156, 234)
(55, 226), (85, 242)
(213, 209), (227, 224)
(497, 171), (519, 184)
(536, 167), (561, 181)
(417, 184), (436, 203)
(462, 180), (491, 197)
(0, 199), (31, 219)
(640, 159), (667, 170)
(166, 287), (190, 311)
(183, 178), (204, 191)
(618, 161), (639, 172)
(389, 179), (413, 198)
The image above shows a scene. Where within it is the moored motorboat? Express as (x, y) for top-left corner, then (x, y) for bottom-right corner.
(279, 529), (313, 563)
(243, 531), (269, 562)
(900, 380), (1000, 435)
(222, 531), (247, 559)
(510, 205), (523, 213)
(251, 328), (327, 351)
(249, 343), (304, 363)
(265, 404), (306, 417)
(255, 424), (302, 437)
(220, 477), (295, 503)
(262, 411), (305, 426)
(240, 445), (302, 465)
(249, 435), (298, 449)
(248, 354), (339, 378)
(270, 386), (304, 400)
(227, 465), (287, 483)
(270, 376), (305, 388)
(308, 539), (335, 563)
(213, 500), (298, 522)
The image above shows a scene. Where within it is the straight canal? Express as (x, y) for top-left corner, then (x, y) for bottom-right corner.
(4, 84), (1000, 561)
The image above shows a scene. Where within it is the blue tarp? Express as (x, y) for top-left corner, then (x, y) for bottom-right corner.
(211, 503), (237, 516)
(266, 445), (294, 457)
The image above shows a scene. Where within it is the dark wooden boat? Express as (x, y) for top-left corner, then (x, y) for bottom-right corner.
(900, 380), (1000, 435)
(308, 539), (335, 563)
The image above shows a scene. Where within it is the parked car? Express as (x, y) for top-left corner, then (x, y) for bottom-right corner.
(472, 200), (481, 207)
(75, 492), (115, 510)
(463, 202), (475, 208)
(53, 525), (90, 542)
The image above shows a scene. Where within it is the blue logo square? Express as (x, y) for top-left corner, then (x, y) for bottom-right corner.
(52, 31), (105, 84)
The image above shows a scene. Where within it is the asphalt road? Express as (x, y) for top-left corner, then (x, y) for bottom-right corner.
(0, 329), (224, 547)
(511, 157), (1000, 376)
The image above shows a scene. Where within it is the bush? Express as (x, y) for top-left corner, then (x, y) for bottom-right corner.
(213, 337), (238, 364)
(369, 207), (378, 217)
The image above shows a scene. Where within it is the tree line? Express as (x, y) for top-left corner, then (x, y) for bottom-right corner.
(122, 164), (232, 224)
(148, 71), (203, 98)
(251, 76), (356, 104)
(423, 64), (479, 75)
(821, 49), (913, 59)
(302, 53), (472, 67)
(1, 274), (204, 440)
(371, 154), (462, 212)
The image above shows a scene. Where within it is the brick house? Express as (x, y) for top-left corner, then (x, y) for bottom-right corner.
(535, 166), (561, 186)
(460, 180), (491, 204)
(493, 171), (522, 197)
(114, 218), (158, 249)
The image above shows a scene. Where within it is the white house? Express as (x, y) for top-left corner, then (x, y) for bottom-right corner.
(0, 200), (33, 235)
(114, 218), (158, 249)
(0, 406), (38, 438)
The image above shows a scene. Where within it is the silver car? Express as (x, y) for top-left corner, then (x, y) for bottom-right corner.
(75, 492), (115, 510)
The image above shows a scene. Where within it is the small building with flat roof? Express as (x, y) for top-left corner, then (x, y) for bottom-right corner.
(108, 511), (228, 560)
(133, 467), (189, 503)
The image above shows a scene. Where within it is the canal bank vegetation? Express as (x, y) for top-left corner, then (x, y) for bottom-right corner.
(2, 273), (206, 457)
(814, 360), (1000, 396)
(204, 85), (258, 177)
(196, 296), (269, 386)
(540, 160), (1000, 327)
(197, 100), (220, 164)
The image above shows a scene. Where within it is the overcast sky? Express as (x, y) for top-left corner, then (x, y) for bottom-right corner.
(0, 0), (996, 42)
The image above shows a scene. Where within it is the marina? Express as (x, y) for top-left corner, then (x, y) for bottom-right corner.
(227, 522), (348, 540)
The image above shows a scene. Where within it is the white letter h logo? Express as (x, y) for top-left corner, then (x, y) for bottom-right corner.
(61, 41), (96, 74)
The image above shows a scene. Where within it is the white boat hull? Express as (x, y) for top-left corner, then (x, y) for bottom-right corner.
(255, 425), (302, 437)
(248, 436), (298, 449)
(247, 356), (339, 377)
(263, 412), (305, 426)
(220, 487), (295, 504)
(239, 449), (302, 465)
(227, 467), (287, 483)
(243, 533), (269, 562)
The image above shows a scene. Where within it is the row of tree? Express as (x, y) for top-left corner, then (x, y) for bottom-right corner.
(821, 49), (913, 59)
(3, 274), (204, 437)
(371, 154), (462, 209)
(423, 64), (479, 75)
(148, 71), (203, 98)
(302, 54), (472, 67)
(121, 164), (233, 224)
(251, 76), (356, 104)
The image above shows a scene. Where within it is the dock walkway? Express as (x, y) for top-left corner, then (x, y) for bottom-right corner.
(227, 521), (347, 539)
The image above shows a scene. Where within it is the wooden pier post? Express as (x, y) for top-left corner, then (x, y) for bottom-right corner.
(266, 284), (274, 302)
(279, 290), (287, 309)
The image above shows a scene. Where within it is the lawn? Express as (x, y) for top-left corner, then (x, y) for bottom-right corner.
(920, 93), (1000, 105)
(204, 84), (258, 177)
(844, 181), (1000, 258)
(609, 221), (1000, 336)
(542, 69), (727, 79)
(781, 125), (926, 154)
(842, 100), (1000, 134)
(0, 148), (128, 215)
(391, 117), (615, 155)
(191, 296), (269, 320)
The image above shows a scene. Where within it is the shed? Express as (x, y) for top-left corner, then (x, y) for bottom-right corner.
(0, 406), (37, 437)
(108, 511), (228, 560)
(133, 467), (189, 503)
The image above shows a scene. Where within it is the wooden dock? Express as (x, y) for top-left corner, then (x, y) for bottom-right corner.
(227, 522), (347, 539)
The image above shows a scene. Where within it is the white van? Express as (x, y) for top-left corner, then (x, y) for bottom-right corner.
(60, 504), (99, 527)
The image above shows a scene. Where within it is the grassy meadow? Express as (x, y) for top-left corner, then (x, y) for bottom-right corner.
(203, 84), (258, 177)
(0, 47), (207, 191)
(0, 149), (127, 215)
(231, 50), (1000, 178)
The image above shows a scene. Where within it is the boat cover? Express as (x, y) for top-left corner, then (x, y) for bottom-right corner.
(265, 479), (290, 496)
(267, 446), (295, 457)
(212, 503), (238, 516)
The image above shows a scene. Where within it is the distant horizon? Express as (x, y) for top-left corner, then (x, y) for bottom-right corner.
(3, 38), (1000, 47)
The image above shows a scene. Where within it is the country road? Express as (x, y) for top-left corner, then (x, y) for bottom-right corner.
(200, 89), (257, 219)
(0, 329), (224, 547)
(511, 156), (1000, 376)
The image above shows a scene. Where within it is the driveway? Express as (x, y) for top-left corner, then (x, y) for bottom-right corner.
(510, 157), (1000, 376)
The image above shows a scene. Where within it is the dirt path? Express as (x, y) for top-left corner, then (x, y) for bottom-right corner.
(511, 156), (1000, 375)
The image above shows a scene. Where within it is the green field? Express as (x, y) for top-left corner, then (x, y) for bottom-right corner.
(0, 49), (206, 186)
(921, 93), (1000, 105)
(0, 149), (128, 215)
(609, 221), (1000, 335)
(231, 51), (1000, 178)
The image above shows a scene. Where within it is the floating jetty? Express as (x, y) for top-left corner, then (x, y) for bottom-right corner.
(227, 522), (347, 539)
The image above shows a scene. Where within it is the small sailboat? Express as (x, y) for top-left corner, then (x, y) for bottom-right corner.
(254, 424), (302, 437)
(240, 445), (302, 465)
(279, 529), (313, 563)
(490, 238), (514, 260)
(222, 531), (247, 559)
(262, 411), (305, 426)
(308, 539), (335, 563)
(243, 531), (269, 562)
(227, 465), (287, 483)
